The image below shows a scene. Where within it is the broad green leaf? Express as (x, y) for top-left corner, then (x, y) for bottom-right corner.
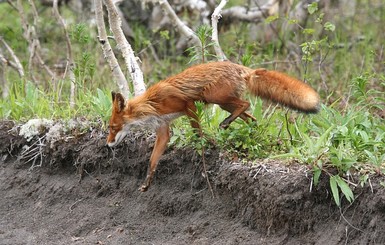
(307, 2), (318, 14)
(336, 176), (354, 203)
(265, 15), (279, 23)
(330, 176), (340, 206)
(316, 13), (325, 23)
(314, 125), (335, 150)
(303, 28), (315, 35)
(324, 22), (336, 32)
(359, 174), (369, 187)
(159, 30), (170, 40)
(313, 167), (321, 186)
(380, 181), (385, 188)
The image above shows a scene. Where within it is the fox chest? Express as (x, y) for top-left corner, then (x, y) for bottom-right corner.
(127, 112), (183, 130)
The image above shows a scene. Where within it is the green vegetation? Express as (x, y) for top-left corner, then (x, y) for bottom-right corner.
(0, 2), (384, 206)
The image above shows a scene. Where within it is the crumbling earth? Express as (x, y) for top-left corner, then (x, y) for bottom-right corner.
(0, 120), (384, 244)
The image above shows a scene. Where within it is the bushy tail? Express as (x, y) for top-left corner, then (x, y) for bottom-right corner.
(244, 68), (320, 113)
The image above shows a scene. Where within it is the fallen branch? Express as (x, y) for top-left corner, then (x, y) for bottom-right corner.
(221, 0), (279, 22)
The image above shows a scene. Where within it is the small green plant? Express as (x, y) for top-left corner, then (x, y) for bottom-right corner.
(187, 24), (216, 63)
(90, 89), (112, 126)
(170, 101), (214, 153)
(0, 80), (111, 121)
(69, 23), (96, 89)
(218, 120), (268, 159)
(299, 2), (336, 75)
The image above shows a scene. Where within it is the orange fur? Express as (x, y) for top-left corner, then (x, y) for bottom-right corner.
(107, 61), (320, 191)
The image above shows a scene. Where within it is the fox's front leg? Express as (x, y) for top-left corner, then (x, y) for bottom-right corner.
(140, 123), (170, 192)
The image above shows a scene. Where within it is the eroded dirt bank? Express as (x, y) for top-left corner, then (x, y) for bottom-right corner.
(0, 120), (384, 245)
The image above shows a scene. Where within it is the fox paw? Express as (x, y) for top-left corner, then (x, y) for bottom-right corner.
(219, 122), (229, 129)
(139, 184), (149, 192)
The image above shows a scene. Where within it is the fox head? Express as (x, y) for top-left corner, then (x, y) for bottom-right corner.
(107, 91), (128, 147)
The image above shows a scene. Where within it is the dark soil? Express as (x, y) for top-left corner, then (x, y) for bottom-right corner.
(0, 120), (384, 245)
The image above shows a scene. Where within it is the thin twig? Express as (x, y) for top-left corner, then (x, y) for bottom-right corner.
(157, 0), (202, 55)
(16, 0), (56, 84)
(69, 198), (85, 212)
(253, 0), (286, 50)
(339, 206), (365, 234)
(284, 110), (293, 144)
(0, 37), (24, 77)
(200, 144), (215, 199)
(53, 0), (76, 108)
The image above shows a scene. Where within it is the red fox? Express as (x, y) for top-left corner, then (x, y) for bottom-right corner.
(107, 61), (320, 191)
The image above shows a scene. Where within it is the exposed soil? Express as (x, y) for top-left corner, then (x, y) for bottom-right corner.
(0, 120), (384, 245)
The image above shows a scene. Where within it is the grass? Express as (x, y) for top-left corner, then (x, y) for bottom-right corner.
(0, 1), (384, 206)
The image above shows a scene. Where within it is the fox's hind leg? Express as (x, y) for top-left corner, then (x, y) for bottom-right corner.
(219, 104), (256, 126)
(203, 83), (253, 129)
(215, 98), (252, 129)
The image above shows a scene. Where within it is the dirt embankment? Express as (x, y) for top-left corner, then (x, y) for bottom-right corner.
(0, 120), (384, 245)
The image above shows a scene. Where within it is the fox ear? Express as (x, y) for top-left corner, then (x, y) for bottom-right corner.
(112, 91), (125, 113)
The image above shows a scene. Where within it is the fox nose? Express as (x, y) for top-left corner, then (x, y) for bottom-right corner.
(106, 137), (115, 147)
(107, 141), (116, 147)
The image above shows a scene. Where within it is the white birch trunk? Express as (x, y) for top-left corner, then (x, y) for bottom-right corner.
(211, 0), (228, 61)
(104, 0), (146, 96)
(94, 0), (130, 98)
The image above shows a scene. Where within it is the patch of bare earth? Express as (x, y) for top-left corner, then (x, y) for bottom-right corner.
(0, 120), (384, 244)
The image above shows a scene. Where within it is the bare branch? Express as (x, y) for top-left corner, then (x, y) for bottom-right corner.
(28, 0), (55, 81)
(28, 0), (39, 26)
(221, 0), (279, 22)
(157, 0), (202, 53)
(0, 52), (21, 73)
(114, 1), (134, 39)
(104, 0), (146, 96)
(94, 0), (130, 97)
(5, 0), (18, 11)
(211, 0), (228, 61)
(0, 36), (24, 77)
(53, 0), (76, 108)
(16, 0), (56, 84)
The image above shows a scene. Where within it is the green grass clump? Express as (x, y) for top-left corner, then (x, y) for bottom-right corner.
(170, 71), (384, 207)
(0, 80), (112, 126)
